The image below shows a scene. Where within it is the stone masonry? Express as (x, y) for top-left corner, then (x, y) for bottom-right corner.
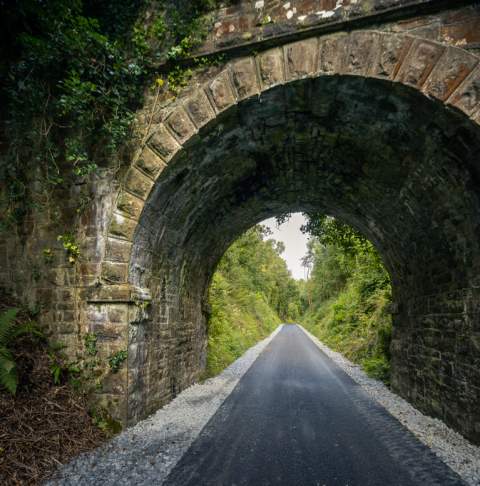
(1, 0), (480, 444)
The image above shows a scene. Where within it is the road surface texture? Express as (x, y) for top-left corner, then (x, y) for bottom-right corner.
(164, 325), (465, 486)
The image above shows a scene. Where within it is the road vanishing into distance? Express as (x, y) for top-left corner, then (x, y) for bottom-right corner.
(164, 325), (464, 486)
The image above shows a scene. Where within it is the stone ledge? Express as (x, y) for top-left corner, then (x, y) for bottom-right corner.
(86, 284), (151, 304)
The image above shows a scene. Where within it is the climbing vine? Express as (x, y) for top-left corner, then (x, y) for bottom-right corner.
(0, 0), (231, 229)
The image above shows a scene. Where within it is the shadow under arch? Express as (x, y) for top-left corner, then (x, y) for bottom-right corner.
(125, 73), (480, 443)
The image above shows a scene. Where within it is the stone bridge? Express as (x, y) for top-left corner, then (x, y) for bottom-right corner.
(2, 0), (480, 443)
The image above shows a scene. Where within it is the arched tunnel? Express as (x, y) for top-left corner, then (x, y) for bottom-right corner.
(125, 73), (480, 442)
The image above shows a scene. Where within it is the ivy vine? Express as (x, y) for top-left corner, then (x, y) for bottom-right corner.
(0, 0), (232, 229)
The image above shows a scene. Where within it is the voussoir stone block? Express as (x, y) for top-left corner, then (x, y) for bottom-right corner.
(318, 35), (348, 75)
(449, 66), (480, 116)
(148, 124), (181, 162)
(343, 31), (380, 76)
(207, 71), (236, 112)
(423, 47), (478, 101)
(184, 90), (215, 128)
(116, 190), (144, 220)
(108, 212), (137, 241)
(230, 57), (260, 99)
(284, 38), (318, 80)
(257, 48), (285, 89)
(370, 34), (413, 79)
(101, 261), (128, 284)
(124, 167), (154, 200)
(135, 147), (166, 179)
(165, 106), (197, 144)
(472, 109), (480, 125)
(105, 237), (132, 264)
(396, 39), (445, 88)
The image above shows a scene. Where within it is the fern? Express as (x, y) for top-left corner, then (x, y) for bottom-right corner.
(0, 308), (45, 395)
(0, 309), (19, 394)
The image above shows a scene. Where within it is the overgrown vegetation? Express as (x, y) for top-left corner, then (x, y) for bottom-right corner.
(205, 215), (393, 384)
(301, 214), (393, 384)
(0, 0), (229, 228)
(205, 225), (303, 377)
(0, 292), (107, 485)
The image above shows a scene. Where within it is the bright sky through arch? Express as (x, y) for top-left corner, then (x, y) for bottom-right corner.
(262, 213), (310, 280)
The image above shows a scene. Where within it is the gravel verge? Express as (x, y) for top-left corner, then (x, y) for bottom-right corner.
(46, 325), (283, 486)
(299, 325), (480, 486)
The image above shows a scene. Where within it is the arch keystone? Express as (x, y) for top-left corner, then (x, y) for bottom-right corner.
(207, 71), (237, 112)
(395, 39), (445, 88)
(257, 47), (285, 89)
(148, 124), (181, 162)
(165, 106), (197, 144)
(230, 57), (260, 100)
(318, 34), (348, 75)
(343, 31), (380, 76)
(422, 47), (478, 101)
(284, 38), (318, 80)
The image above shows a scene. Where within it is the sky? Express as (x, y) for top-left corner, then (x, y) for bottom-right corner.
(262, 213), (310, 280)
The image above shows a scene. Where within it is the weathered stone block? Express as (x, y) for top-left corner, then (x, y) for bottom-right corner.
(257, 48), (284, 88)
(105, 237), (132, 264)
(148, 124), (181, 162)
(135, 147), (166, 179)
(116, 190), (144, 219)
(318, 35), (348, 75)
(124, 168), (154, 201)
(108, 304), (129, 324)
(449, 66), (480, 116)
(207, 71), (236, 112)
(165, 106), (197, 144)
(230, 57), (260, 99)
(343, 31), (380, 76)
(396, 39), (445, 88)
(284, 38), (318, 80)
(472, 108), (480, 125)
(184, 90), (216, 128)
(108, 213), (137, 241)
(423, 47), (478, 101)
(87, 284), (134, 303)
(370, 33), (413, 79)
(102, 261), (128, 284)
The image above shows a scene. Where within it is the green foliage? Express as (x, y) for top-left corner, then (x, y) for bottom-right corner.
(90, 407), (123, 436)
(205, 225), (304, 377)
(0, 308), (45, 394)
(0, 309), (20, 394)
(0, 0), (226, 227)
(301, 215), (393, 384)
(301, 213), (372, 257)
(58, 233), (80, 263)
(108, 350), (128, 373)
(84, 332), (98, 356)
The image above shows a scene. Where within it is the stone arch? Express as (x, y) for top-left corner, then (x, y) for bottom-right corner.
(105, 30), (480, 275)
(92, 30), (480, 441)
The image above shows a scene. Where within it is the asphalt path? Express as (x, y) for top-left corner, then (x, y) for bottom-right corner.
(164, 324), (465, 486)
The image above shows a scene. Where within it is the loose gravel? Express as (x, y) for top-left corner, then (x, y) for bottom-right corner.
(48, 324), (480, 486)
(299, 325), (480, 486)
(47, 325), (284, 486)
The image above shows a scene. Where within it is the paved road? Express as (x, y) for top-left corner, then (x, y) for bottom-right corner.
(164, 325), (464, 486)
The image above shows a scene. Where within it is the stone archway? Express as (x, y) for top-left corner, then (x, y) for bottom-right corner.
(89, 30), (480, 442)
